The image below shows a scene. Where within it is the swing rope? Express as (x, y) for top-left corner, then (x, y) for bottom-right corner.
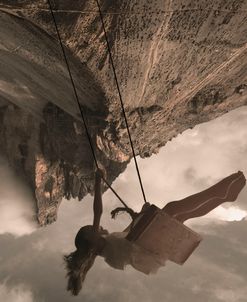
(95, 0), (147, 204)
(47, 0), (129, 209)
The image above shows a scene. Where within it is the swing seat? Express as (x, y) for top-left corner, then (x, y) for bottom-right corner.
(126, 205), (202, 265)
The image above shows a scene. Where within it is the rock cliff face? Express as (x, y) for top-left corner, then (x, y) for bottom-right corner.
(0, 0), (247, 225)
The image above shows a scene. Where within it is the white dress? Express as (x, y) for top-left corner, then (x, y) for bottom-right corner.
(101, 231), (167, 275)
(100, 206), (202, 272)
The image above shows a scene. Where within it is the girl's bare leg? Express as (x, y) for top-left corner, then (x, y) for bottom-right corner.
(163, 171), (246, 222)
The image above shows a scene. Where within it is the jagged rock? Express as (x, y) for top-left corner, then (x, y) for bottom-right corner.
(0, 1), (246, 225)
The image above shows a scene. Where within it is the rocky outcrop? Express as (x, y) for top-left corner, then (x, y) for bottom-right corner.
(0, 1), (246, 225)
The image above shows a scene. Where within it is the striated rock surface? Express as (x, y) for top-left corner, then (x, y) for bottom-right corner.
(0, 0), (247, 225)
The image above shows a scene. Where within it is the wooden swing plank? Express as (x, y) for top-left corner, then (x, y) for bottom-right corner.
(126, 205), (202, 265)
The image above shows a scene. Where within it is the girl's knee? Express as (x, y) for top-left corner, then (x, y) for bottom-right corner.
(163, 201), (177, 216)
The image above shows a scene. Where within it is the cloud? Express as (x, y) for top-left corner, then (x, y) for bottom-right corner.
(209, 205), (247, 222)
(0, 282), (34, 302)
(214, 288), (247, 302)
(0, 157), (38, 236)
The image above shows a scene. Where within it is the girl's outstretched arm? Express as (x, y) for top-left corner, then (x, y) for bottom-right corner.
(93, 169), (104, 232)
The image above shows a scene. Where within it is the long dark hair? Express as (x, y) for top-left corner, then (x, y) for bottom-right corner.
(64, 226), (97, 295)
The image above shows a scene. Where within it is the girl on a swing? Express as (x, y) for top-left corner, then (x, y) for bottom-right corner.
(64, 169), (246, 295)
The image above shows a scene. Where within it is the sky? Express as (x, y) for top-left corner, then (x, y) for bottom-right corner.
(0, 106), (247, 302)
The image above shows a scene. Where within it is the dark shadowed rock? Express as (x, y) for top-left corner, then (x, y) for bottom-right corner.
(0, 1), (246, 225)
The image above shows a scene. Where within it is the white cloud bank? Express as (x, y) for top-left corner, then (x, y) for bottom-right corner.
(0, 157), (38, 236)
(0, 282), (34, 302)
(208, 205), (247, 222)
